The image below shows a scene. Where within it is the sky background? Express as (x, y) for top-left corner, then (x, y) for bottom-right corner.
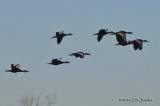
(0, 0), (160, 106)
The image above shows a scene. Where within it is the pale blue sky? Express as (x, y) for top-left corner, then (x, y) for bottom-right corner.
(0, 0), (160, 106)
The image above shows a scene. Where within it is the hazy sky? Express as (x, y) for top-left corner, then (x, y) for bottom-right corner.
(0, 0), (160, 106)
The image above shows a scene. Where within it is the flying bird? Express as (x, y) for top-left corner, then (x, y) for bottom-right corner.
(51, 31), (73, 44)
(5, 64), (29, 73)
(47, 58), (70, 65)
(93, 29), (112, 42)
(69, 51), (91, 58)
(110, 31), (133, 46)
(130, 39), (149, 50)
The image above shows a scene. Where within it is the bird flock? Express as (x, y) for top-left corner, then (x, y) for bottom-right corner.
(5, 29), (149, 73)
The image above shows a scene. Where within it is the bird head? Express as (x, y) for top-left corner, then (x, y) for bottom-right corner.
(143, 40), (149, 42)
(104, 29), (108, 32)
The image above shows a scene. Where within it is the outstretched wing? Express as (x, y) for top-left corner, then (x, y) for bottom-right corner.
(52, 59), (57, 63)
(136, 40), (143, 50)
(79, 55), (84, 58)
(133, 43), (138, 50)
(133, 41), (142, 50)
(97, 35), (104, 42)
(57, 36), (63, 44)
(99, 29), (107, 35)
(116, 34), (126, 43)
(77, 52), (84, 58)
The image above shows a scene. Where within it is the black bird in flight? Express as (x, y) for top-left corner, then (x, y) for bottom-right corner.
(109, 31), (133, 46)
(93, 29), (112, 42)
(69, 51), (91, 58)
(5, 64), (29, 73)
(51, 31), (73, 44)
(47, 58), (70, 65)
(130, 39), (149, 50)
